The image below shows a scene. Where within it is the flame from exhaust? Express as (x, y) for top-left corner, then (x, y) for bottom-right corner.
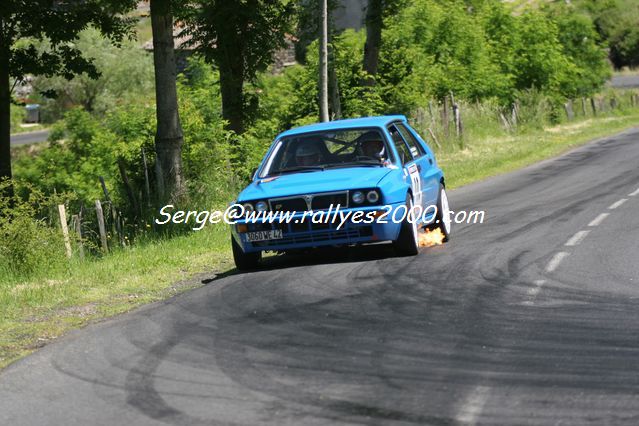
(418, 228), (445, 247)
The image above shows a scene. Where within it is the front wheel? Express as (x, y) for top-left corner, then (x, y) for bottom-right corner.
(394, 195), (419, 256)
(428, 184), (451, 242)
(232, 236), (262, 271)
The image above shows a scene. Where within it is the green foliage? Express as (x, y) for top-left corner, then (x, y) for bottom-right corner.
(0, 181), (69, 279)
(2, 0), (137, 83)
(574, 0), (639, 68)
(10, 105), (26, 133)
(31, 28), (155, 122)
(15, 65), (239, 215)
(177, 0), (294, 132)
(551, 8), (612, 98)
(179, 1), (294, 82)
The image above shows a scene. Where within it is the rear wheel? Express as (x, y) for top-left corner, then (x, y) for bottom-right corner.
(394, 195), (419, 256)
(428, 184), (451, 242)
(232, 236), (261, 271)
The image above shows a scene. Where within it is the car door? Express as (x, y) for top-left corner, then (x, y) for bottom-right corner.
(387, 124), (427, 209)
(395, 122), (439, 207)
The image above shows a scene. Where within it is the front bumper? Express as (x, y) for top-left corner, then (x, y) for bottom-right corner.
(231, 204), (404, 253)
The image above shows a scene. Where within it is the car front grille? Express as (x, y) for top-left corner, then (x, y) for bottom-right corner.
(269, 191), (348, 213)
(311, 192), (348, 210)
(269, 197), (308, 213)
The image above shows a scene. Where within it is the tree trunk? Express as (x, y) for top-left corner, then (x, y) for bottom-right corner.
(328, 46), (341, 120)
(319, 0), (329, 122)
(150, 0), (184, 203)
(362, 0), (383, 86)
(0, 27), (13, 199)
(218, 52), (245, 135)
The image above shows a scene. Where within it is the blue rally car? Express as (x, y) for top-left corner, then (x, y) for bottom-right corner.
(230, 115), (451, 270)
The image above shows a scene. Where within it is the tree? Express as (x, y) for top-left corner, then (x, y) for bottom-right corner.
(150, 0), (185, 201)
(552, 8), (611, 98)
(319, 0), (329, 121)
(32, 28), (154, 120)
(362, 0), (383, 86)
(180, 0), (293, 134)
(0, 0), (136, 197)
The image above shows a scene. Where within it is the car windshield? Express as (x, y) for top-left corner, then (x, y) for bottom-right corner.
(261, 128), (390, 177)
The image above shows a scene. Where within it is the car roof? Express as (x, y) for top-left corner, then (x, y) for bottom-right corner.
(276, 115), (407, 139)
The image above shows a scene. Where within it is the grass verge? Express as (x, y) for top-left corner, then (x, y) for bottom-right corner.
(1, 109), (639, 370)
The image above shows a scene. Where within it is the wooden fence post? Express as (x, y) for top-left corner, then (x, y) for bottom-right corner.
(590, 98), (597, 116)
(453, 102), (463, 145)
(427, 127), (442, 149)
(428, 100), (434, 123)
(117, 158), (140, 219)
(99, 176), (124, 246)
(564, 100), (574, 121)
(441, 97), (450, 138)
(95, 200), (108, 253)
(71, 214), (84, 260)
(141, 147), (152, 208)
(581, 98), (587, 116)
(57, 204), (72, 259)
(499, 112), (511, 132)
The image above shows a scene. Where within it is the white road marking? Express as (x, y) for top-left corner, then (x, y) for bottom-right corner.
(608, 198), (628, 210)
(565, 230), (590, 247)
(546, 252), (569, 273)
(456, 385), (490, 425)
(527, 279), (546, 298)
(588, 213), (609, 227)
(629, 188), (639, 197)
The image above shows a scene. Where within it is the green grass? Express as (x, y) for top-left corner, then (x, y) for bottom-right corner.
(0, 225), (232, 368)
(10, 124), (47, 135)
(2, 102), (639, 370)
(438, 113), (639, 189)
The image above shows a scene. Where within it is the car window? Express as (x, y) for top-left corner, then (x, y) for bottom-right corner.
(261, 128), (389, 177)
(388, 125), (413, 165)
(396, 123), (425, 158)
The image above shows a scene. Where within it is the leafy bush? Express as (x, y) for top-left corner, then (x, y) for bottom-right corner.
(10, 104), (26, 133)
(31, 28), (154, 123)
(0, 181), (69, 280)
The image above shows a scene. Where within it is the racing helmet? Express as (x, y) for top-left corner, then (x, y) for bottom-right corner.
(295, 143), (322, 166)
(359, 131), (386, 160)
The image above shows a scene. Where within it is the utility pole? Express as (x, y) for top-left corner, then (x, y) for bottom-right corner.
(319, 0), (329, 122)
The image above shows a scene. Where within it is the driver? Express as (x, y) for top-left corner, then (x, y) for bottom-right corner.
(295, 143), (323, 166)
(359, 132), (386, 160)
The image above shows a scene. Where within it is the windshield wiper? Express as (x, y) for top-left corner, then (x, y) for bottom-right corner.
(325, 161), (383, 169)
(272, 166), (325, 175)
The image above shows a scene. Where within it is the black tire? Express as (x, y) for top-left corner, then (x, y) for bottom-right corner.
(232, 236), (261, 271)
(428, 184), (451, 242)
(394, 195), (419, 256)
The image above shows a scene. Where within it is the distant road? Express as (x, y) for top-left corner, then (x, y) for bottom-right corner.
(610, 75), (639, 88)
(10, 130), (50, 146)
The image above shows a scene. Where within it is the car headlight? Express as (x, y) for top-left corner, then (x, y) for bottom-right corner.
(255, 201), (268, 212)
(352, 191), (364, 204)
(242, 202), (254, 213)
(366, 190), (380, 204)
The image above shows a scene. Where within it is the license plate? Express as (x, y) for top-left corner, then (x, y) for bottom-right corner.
(245, 229), (283, 242)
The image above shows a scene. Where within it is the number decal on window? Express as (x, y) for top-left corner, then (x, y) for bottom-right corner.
(407, 163), (422, 207)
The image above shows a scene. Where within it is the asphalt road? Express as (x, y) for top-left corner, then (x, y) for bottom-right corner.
(610, 75), (639, 89)
(1, 128), (639, 425)
(10, 129), (50, 146)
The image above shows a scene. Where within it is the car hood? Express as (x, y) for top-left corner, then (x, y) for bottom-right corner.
(238, 167), (394, 201)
